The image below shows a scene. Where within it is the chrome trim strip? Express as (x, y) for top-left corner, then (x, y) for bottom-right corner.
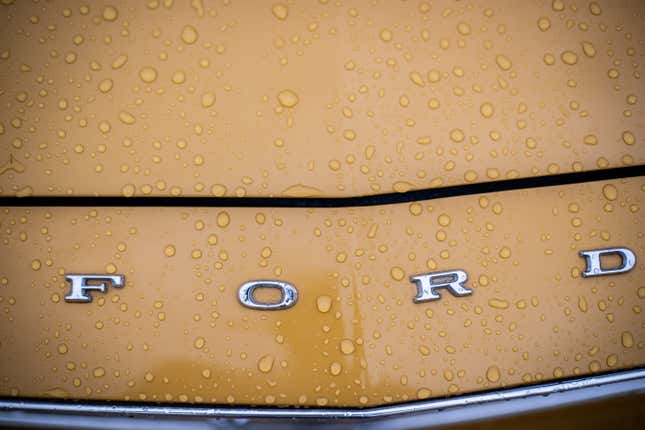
(0, 368), (644, 420)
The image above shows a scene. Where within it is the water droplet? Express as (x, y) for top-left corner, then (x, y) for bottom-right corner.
(258, 354), (275, 372)
(480, 102), (494, 118)
(340, 339), (355, 355)
(329, 362), (342, 376)
(409, 71), (425, 87)
(622, 131), (635, 145)
(98, 79), (113, 93)
(164, 244), (176, 257)
(181, 25), (199, 45)
(488, 298), (509, 309)
(561, 51), (578, 65)
(316, 295), (332, 313)
(409, 203), (423, 216)
(495, 54), (512, 71)
(621, 331), (633, 348)
(581, 41), (596, 57)
(271, 3), (289, 20)
(216, 211), (230, 228)
(417, 388), (431, 399)
(437, 213), (451, 226)
(583, 134), (598, 145)
(201, 92), (216, 108)
(379, 28), (393, 42)
(449, 128), (465, 143)
(102, 5), (119, 22)
(589, 1), (602, 15)
(194, 337), (206, 349)
(121, 184), (135, 197)
(602, 184), (618, 201)
(343, 129), (356, 141)
(486, 365), (501, 382)
(119, 111), (136, 125)
(139, 67), (158, 83)
(537, 17), (551, 31)
(390, 266), (405, 281)
(427, 69), (441, 83)
(277, 89), (299, 108)
(457, 22), (471, 35)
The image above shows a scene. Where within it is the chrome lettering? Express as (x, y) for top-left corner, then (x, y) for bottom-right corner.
(409, 270), (471, 302)
(64, 274), (125, 303)
(580, 247), (636, 277)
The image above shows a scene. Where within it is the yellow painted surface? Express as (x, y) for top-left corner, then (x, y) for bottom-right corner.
(0, 178), (643, 406)
(0, 0), (643, 197)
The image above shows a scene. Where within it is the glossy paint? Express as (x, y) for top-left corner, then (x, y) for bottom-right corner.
(0, 0), (643, 197)
(0, 178), (643, 406)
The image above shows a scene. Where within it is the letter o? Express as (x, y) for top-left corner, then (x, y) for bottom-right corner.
(238, 280), (298, 310)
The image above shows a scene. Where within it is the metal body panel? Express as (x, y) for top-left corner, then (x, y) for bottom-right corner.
(0, 178), (643, 407)
(0, 0), (643, 197)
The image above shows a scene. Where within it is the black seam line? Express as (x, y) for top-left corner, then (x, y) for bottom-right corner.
(1, 165), (643, 208)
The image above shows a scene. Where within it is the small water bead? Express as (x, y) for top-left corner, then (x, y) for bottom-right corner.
(216, 211), (230, 228)
(121, 184), (135, 197)
(480, 102), (494, 118)
(329, 362), (342, 376)
(102, 5), (118, 22)
(98, 79), (113, 93)
(119, 111), (136, 125)
(581, 41), (596, 57)
(589, 1), (602, 16)
(457, 22), (471, 36)
(437, 213), (451, 226)
(427, 69), (441, 83)
(409, 203), (423, 216)
(621, 331), (633, 348)
(181, 25), (199, 45)
(486, 365), (501, 382)
(111, 54), (128, 69)
(379, 29), (393, 42)
(139, 67), (158, 83)
(602, 184), (618, 201)
(622, 131), (635, 145)
(495, 54), (512, 71)
(194, 337), (206, 349)
(164, 244), (176, 257)
(489, 298), (509, 309)
(201, 92), (216, 108)
(537, 17), (551, 32)
(543, 53), (556, 65)
(258, 355), (275, 372)
(561, 51), (578, 65)
(583, 134), (598, 145)
(277, 89), (299, 108)
(382, 264), (404, 283)
(450, 129), (465, 143)
(417, 388), (432, 399)
(271, 3), (288, 20)
(409, 71), (425, 87)
(172, 70), (186, 84)
(340, 339), (355, 354)
(316, 295), (332, 313)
